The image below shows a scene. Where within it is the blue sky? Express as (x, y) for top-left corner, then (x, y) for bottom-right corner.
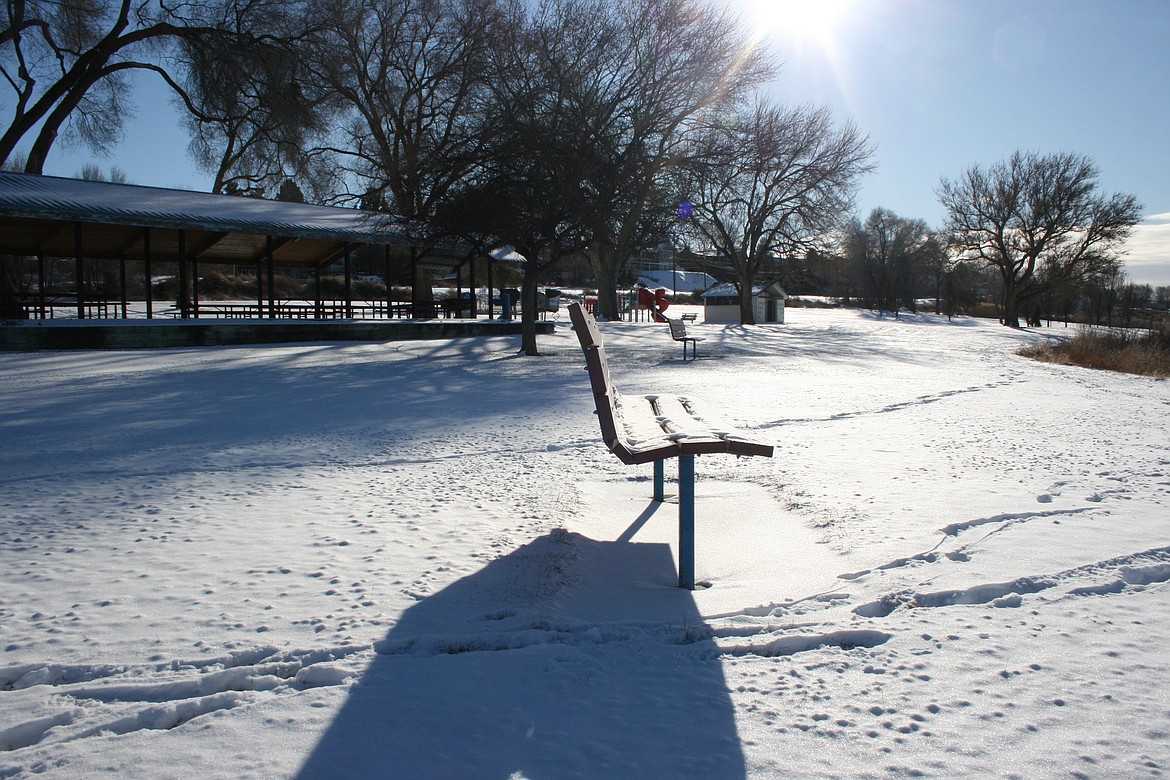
(31, 0), (1170, 287)
(745, 0), (1170, 285)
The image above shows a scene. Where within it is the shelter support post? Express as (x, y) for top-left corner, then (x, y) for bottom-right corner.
(37, 252), (45, 319)
(654, 460), (665, 502)
(192, 256), (200, 317)
(456, 261), (463, 318)
(366, 243), (373, 315)
(74, 222), (84, 319)
(314, 263), (323, 318)
(143, 228), (153, 319)
(344, 242), (352, 318)
(266, 235), (275, 319)
(178, 230), (189, 319)
(119, 256), (127, 318)
(678, 454), (696, 590)
(469, 254), (476, 318)
(409, 246), (421, 318)
(487, 256), (494, 318)
(255, 259), (263, 314)
(384, 245), (393, 317)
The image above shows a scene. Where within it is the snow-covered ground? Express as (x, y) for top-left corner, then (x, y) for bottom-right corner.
(2, 307), (1168, 779)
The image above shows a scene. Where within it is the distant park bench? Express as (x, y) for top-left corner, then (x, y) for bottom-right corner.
(679, 312), (697, 323)
(667, 317), (703, 361)
(568, 302), (773, 588)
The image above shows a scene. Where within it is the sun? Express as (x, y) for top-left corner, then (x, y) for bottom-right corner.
(744, 0), (854, 46)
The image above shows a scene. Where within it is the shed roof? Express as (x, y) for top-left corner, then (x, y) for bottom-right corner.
(701, 282), (787, 299)
(0, 172), (465, 270)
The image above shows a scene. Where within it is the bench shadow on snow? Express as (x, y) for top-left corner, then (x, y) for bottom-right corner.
(295, 528), (747, 779)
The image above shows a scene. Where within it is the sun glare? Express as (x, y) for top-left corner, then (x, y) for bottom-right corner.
(745, 0), (853, 46)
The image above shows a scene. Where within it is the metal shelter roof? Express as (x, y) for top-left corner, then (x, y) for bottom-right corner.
(0, 172), (465, 270)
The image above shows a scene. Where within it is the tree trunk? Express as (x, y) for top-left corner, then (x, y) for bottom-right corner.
(1002, 293), (1021, 328)
(738, 274), (756, 325)
(20, 93), (70, 173)
(592, 248), (621, 320)
(520, 268), (541, 356)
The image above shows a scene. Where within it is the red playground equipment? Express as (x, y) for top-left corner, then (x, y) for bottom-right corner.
(635, 285), (671, 322)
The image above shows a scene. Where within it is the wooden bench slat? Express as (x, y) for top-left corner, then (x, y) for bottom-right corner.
(574, 305), (606, 348)
(582, 341), (613, 397)
(648, 395), (775, 457)
(609, 392), (682, 464)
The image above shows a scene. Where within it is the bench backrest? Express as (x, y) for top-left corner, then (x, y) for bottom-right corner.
(568, 302), (624, 458)
(569, 302), (682, 465)
(668, 318), (688, 340)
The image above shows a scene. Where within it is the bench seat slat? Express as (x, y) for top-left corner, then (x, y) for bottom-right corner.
(607, 391), (681, 464)
(648, 395), (774, 457)
(604, 392), (775, 463)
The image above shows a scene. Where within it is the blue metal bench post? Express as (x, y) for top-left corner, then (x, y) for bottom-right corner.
(678, 454), (696, 589)
(654, 456), (696, 588)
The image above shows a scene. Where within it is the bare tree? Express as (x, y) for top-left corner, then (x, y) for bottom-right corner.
(443, 0), (620, 355)
(937, 150), (1141, 328)
(1118, 282), (1152, 328)
(581, 0), (773, 320)
(303, 0), (497, 214)
(1, 0), (303, 175)
(845, 208), (932, 314)
(3, 1), (179, 171)
(683, 101), (874, 323)
(178, 0), (328, 196)
(77, 162), (128, 182)
(916, 233), (950, 314)
(939, 260), (982, 320)
(434, 0), (771, 350)
(1079, 263), (1128, 327)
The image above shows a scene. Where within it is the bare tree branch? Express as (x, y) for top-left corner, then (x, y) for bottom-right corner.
(938, 150), (1142, 327)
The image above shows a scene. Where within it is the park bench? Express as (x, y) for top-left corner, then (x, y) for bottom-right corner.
(679, 312), (697, 323)
(667, 317), (703, 361)
(568, 302), (774, 588)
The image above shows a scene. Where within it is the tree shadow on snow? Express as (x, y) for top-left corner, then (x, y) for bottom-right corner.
(294, 528), (747, 779)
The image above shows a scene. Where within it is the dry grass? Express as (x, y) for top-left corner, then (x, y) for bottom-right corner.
(1020, 327), (1170, 377)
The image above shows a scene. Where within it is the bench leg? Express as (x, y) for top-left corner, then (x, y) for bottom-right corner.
(653, 459), (665, 502)
(678, 454), (695, 589)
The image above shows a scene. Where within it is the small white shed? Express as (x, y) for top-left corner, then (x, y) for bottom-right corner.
(700, 282), (788, 324)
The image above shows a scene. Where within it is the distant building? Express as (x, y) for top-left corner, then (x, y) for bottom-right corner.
(636, 269), (716, 294)
(700, 282), (788, 324)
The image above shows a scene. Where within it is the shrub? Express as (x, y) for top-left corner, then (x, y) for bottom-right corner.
(306, 275), (387, 301)
(1020, 326), (1170, 377)
(198, 271), (256, 299)
(786, 297), (839, 308)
